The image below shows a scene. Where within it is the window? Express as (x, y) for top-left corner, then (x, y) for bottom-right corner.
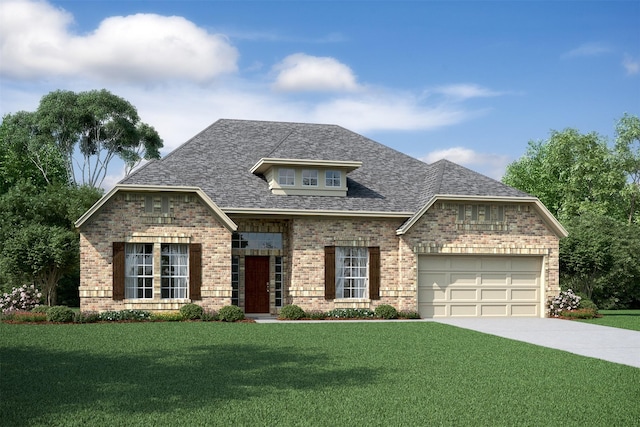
(302, 169), (318, 186)
(278, 168), (295, 186)
(325, 170), (341, 187)
(161, 244), (188, 299)
(231, 256), (239, 306)
(336, 247), (368, 298)
(125, 243), (154, 299)
(232, 232), (283, 250)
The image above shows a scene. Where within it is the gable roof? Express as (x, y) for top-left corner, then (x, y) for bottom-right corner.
(114, 119), (566, 236)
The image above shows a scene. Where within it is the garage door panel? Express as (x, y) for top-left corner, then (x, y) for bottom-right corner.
(450, 289), (477, 300)
(510, 305), (538, 316)
(480, 273), (508, 285)
(511, 289), (538, 301)
(480, 305), (507, 316)
(481, 289), (508, 300)
(450, 273), (477, 285)
(450, 305), (477, 316)
(419, 288), (446, 302)
(418, 255), (542, 318)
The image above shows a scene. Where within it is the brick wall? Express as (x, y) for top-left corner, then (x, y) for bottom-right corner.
(79, 191), (232, 312)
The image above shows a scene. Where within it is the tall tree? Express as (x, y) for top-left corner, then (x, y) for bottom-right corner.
(10, 89), (164, 189)
(503, 128), (626, 222)
(615, 113), (640, 224)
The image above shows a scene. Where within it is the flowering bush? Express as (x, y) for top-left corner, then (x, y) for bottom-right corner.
(326, 308), (375, 318)
(0, 285), (43, 313)
(548, 289), (581, 317)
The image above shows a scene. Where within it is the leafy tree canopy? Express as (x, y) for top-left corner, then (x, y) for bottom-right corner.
(1, 89), (163, 189)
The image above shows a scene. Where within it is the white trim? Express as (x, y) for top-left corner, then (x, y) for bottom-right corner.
(74, 184), (238, 231)
(250, 158), (362, 175)
(396, 195), (568, 238)
(222, 207), (414, 218)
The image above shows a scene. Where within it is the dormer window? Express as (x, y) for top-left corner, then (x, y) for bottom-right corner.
(325, 170), (341, 187)
(250, 158), (361, 197)
(278, 168), (295, 186)
(302, 170), (318, 186)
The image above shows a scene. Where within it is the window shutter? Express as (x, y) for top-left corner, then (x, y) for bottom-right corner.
(112, 242), (125, 300)
(369, 247), (380, 300)
(189, 243), (202, 300)
(324, 246), (335, 300)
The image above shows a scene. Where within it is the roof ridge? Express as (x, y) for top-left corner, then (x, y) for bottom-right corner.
(266, 129), (295, 157)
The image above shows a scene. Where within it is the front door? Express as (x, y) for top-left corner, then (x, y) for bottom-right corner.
(245, 256), (270, 313)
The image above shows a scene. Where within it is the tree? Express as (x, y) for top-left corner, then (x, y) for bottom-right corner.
(503, 128), (626, 222)
(5, 89), (163, 189)
(615, 113), (640, 224)
(0, 111), (68, 193)
(0, 181), (102, 302)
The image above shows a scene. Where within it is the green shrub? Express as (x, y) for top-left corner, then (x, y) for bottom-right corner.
(31, 305), (49, 314)
(560, 308), (598, 319)
(75, 311), (100, 323)
(218, 305), (245, 322)
(326, 308), (374, 319)
(1, 310), (47, 323)
(374, 304), (398, 319)
(179, 303), (204, 320)
(398, 310), (421, 319)
(46, 306), (75, 323)
(201, 309), (218, 322)
(279, 304), (305, 320)
(305, 310), (327, 320)
(151, 312), (184, 322)
(578, 298), (599, 313)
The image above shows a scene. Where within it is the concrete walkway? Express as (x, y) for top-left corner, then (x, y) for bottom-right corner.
(434, 318), (640, 368)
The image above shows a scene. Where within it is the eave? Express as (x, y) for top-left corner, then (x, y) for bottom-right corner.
(250, 158), (362, 175)
(395, 194), (568, 238)
(74, 184), (238, 232)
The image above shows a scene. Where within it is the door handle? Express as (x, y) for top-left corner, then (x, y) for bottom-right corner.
(266, 282), (270, 292)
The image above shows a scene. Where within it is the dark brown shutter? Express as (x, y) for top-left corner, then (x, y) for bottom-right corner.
(113, 242), (125, 300)
(324, 246), (335, 300)
(369, 247), (380, 300)
(189, 243), (202, 300)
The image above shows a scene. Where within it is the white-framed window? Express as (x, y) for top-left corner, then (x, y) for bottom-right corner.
(278, 168), (295, 186)
(302, 169), (318, 186)
(325, 170), (341, 187)
(161, 244), (188, 299)
(336, 247), (368, 298)
(125, 243), (154, 299)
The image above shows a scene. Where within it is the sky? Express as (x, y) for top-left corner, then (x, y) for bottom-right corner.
(1, 0), (639, 190)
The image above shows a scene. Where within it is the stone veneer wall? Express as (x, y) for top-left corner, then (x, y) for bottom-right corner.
(399, 202), (561, 314)
(286, 217), (415, 311)
(79, 192), (232, 312)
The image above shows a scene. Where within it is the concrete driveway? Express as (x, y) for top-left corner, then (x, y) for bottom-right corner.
(434, 318), (640, 368)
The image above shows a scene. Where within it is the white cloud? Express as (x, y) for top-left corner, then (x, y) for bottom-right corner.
(0, 0), (238, 83)
(562, 42), (611, 58)
(422, 147), (511, 180)
(272, 53), (360, 92)
(429, 84), (503, 101)
(622, 54), (639, 75)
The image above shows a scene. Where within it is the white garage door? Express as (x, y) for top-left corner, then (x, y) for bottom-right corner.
(418, 256), (542, 318)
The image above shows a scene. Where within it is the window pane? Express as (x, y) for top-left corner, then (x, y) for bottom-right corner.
(125, 243), (153, 299)
(335, 247), (368, 299)
(278, 168), (295, 186)
(161, 244), (189, 299)
(325, 170), (341, 187)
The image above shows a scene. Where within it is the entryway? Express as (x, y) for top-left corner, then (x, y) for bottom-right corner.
(245, 256), (270, 313)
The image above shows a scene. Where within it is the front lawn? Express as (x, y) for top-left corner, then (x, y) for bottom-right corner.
(578, 309), (640, 331)
(1, 322), (638, 426)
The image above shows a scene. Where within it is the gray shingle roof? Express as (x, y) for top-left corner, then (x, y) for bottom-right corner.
(122, 119), (529, 213)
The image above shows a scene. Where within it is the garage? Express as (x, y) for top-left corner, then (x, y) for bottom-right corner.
(418, 255), (543, 318)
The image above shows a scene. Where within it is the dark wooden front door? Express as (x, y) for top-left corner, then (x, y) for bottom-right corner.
(245, 256), (270, 313)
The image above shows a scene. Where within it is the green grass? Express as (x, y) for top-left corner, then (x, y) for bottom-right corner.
(578, 309), (640, 331)
(1, 322), (638, 426)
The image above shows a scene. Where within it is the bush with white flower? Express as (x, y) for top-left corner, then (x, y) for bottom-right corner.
(1, 284), (43, 313)
(548, 289), (581, 317)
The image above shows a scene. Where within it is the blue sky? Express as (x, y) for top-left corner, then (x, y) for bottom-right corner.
(1, 0), (638, 189)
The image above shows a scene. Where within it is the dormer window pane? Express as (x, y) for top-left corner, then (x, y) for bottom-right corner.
(302, 170), (318, 186)
(278, 168), (295, 186)
(326, 170), (341, 187)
